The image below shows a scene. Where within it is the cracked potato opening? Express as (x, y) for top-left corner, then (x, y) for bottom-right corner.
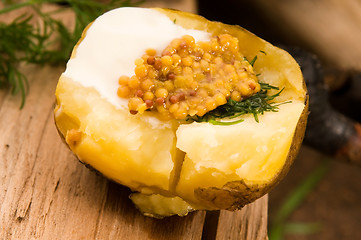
(55, 7), (308, 218)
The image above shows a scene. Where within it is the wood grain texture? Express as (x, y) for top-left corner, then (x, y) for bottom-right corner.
(0, 65), (268, 239)
(252, 0), (361, 71)
(0, 1), (268, 239)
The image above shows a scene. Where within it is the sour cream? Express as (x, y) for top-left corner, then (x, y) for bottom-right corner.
(63, 7), (211, 109)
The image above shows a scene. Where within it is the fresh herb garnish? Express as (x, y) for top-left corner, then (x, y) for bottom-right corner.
(260, 50), (267, 55)
(243, 50), (266, 67)
(0, 0), (142, 108)
(244, 55), (257, 67)
(187, 82), (289, 125)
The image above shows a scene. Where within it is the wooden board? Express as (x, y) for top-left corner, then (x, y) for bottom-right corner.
(0, 64), (268, 239)
(0, 1), (268, 238)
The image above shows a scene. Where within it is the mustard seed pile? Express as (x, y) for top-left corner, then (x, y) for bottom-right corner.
(117, 34), (261, 120)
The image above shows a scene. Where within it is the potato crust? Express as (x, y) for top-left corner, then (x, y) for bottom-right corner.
(192, 97), (309, 210)
(54, 7), (308, 217)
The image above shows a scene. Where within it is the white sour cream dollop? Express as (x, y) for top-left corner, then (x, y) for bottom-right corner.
(63, 7), (211, 109)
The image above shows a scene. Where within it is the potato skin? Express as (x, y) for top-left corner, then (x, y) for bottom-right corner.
(193, 97), (309, 210)
(54, 7), (308, 216)
(153, 8), (308, 211)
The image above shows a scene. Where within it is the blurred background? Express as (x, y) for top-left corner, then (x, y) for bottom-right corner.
(195, 0), (361, 239)
(146, 0), (361, 238)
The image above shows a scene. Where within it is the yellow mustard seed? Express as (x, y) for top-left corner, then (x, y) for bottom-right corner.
(206, 84), (216, 96)
(211, 40), (220, 52)
(189, 97), (201, 107)
(177, 48), (188, 58)
(247, 64), (254, 73)
(231, 91), (241, 101)
(155, 88), (168, 99)
(118, 75), (130, 85)
(183, 66), (193, 76)
(238, 71), (248, 80)
(146, 48), (156, 56)
(198, 88), (208, 98)
(141, 79), (154, 91)
(196, 105), (207, 116)
(203, 53), (212, 62)
(134, 58), (144, 66)
(183, 35), (195, 45)
(148, 69), (158, 79)
(214, 79), (224, 88)
(117, 85), (130, 98)
(137, 103), (147, 113)
(214, 57), (223, 65)
(157, 105), (167, 113)
(194, 47), (204, 55)
(161, 66), (170, 76)
(143, 91), (154, 101)
(194, 73), (204, 82)
(190, 81), (199, 90)
(200, 59), (210, 72)
(174, 111), (187, 120)
(164, 80), (174, 91)
(161, 55), (173, 66)
(182, 56), (193, 67)
(224, 64), (235, 74)
(214, 93), (227, 105)
(188, 109), (197, 116)
(170, 38), (181, 48)
(172, 54), (181, 66)
(234, 60), (242, 69)
(128, 97), (144, 111)
(192, 61), (201, 70)
(66, 129), (82, 145)
(229, 73), (240, 83)
(135, 64), (148, 78)
(225, 82), (232, 91)
(205, 97), (217, 111)
(173, 77), (183, 89)
(118, 34), (260, 120)
(239, 83), (251, 96)
(254, 83), (261, 92)
(169, 103), (179, 113)
(173, 66), (182, 75)
(128, 76), (140, 89)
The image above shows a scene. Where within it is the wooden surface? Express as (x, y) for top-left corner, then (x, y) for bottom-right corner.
(0, 2), (269, 239)
(0, 64), (268, 239)
(252, 0), (361, 71)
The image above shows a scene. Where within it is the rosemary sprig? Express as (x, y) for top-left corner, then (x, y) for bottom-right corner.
(0, 0), (142, 108)
(188, 82), (289, 125)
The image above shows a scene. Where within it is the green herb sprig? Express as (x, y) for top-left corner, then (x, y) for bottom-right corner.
(188, 82), (289, 125)
(0, 0), (142, 108)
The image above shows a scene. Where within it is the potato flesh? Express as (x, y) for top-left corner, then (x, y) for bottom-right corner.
(55, 8), (308, 215)
(175, 102), (305, 206)
(55, 76), (177, 192)
(55, 74), (305, 212)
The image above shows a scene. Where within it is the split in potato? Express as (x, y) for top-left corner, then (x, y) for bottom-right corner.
(55, 7), (308, 218)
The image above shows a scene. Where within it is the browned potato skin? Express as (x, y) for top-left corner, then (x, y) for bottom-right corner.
(194, 98), (308, 210)
(55, 8), (308, 214)
(157, 8), (309, 211)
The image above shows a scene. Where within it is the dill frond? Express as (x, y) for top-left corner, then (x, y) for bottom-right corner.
(188, 82), (289, 125)
(0, 0), (143, 108)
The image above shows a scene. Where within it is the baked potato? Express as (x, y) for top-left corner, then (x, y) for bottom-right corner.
(54, 7), (308, 218)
